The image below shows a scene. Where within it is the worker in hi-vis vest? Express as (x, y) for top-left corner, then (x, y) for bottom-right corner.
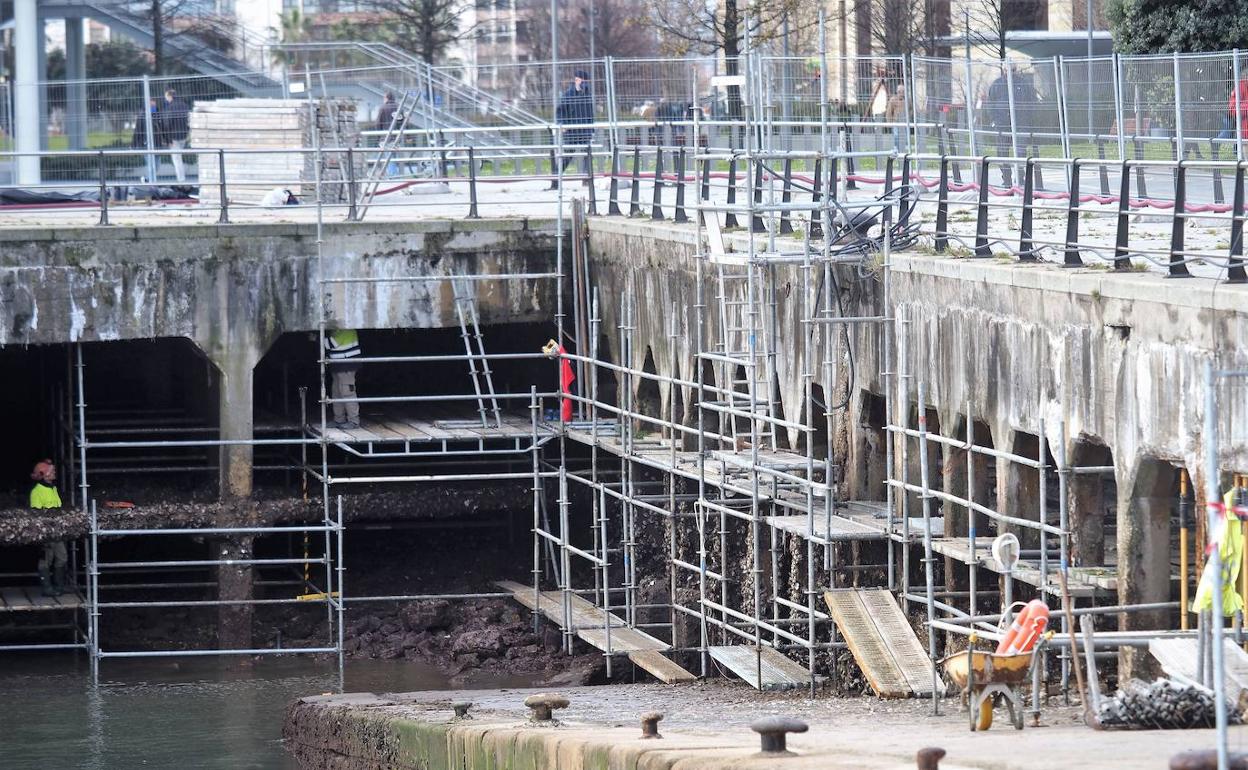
(324, 327), (362, 428)
(30, 459), (69, 597)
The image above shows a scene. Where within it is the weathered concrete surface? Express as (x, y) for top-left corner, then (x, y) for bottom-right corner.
(0, 218), (559, 349)
(284, 683), (1245, 769)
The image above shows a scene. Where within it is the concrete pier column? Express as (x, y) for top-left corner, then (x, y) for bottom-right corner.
(13, 0), (42, 184)
(1117, 455), (1176, 679)
(65, 18), (88, 151)
(219, 353), (258, 499)
(1069, 442), (1112, 567)
(942, 417), (969, 536)
(997, 429), (1041, 550)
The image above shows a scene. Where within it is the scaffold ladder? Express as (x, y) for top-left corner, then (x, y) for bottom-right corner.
(714, 262), (776, 450)
(452, 278), (502, 427)
(356, 89), (421, 218)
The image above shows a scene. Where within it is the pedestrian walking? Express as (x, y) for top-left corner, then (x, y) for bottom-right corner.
(160, 88), (191, 182)
(553, 69), (595, 188)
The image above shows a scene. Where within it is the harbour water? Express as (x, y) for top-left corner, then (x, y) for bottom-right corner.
(1, 654), (541, 769)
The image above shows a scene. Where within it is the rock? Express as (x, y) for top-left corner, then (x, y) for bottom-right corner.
(400, 600), (452, 632)
(452, 629), (505, 658)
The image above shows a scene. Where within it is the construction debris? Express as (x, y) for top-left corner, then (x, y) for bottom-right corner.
(190, 98), (362, 205)
(1095, 678), (1242, 730)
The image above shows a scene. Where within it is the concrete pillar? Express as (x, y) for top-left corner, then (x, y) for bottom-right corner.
(942, 420), (969, 536)
(1117, 456), (1175, 679)
(218, 350), (259, 499)
(65, 18), (88, 152)
(998, 429), (1041, 550)
(1069, 443), (1111, 567)
(13, 0), (41, 184)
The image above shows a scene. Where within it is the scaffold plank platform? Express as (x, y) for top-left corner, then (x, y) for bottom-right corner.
(928, 538), (1104, 597)
(707, 644), (811, 691)
(496, 581), (669, 653)
(824, 588), (944, 698)
(764, 514), (887, 542)
(1150, 638), (1248, 703)
(309, 412), (550, 445)
(0, 587), (86, 612)
(626, 650), (697, 683)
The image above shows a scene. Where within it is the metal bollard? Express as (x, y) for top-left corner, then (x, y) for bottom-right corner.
(640, 711), (663, 739)
(750, 717), (807, 756)
(524, 692), (569, 723)
(916, 747), (946, 770)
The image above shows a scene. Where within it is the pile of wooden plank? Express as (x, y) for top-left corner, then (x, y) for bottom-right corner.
(190, 98), (362, 205)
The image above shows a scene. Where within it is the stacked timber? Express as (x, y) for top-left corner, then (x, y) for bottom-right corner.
(190, 98), (362, 205)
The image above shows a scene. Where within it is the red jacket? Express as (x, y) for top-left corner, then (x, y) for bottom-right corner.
(1231, 80), (1248, 138)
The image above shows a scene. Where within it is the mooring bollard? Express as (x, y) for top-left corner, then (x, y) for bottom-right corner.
(524, 692), (569, 722)
(452, 701), (473, 720)
(750, 716), (807, 756)
(640, 711), (663, 739)
(916, 746), (946, 770)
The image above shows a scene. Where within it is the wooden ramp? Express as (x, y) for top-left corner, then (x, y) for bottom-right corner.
(824, 588), (945, 698)
(497, 581), (696, 684)
(707, 644), (811, 691)
(1150, 638), (1248, 702)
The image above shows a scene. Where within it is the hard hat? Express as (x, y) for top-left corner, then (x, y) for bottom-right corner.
(31, 459), (56, 482)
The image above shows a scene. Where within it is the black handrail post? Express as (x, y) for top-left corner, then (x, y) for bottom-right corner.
(586, 144), (598, 216)
(1212, 139), (1226, 205)
(628, 144), (642, 217)
(1228, 164), (1247, 283)
(97, 150), (109, 227)
(778, 156), (793, 235)
(651, 146), (666, 221)
(1096, 136), (1110, 197)
(673, 146), (688, 223)
(1019, 158), (1036, 260)
(844, 123), (857, 190)
(1168, 161), (1190, 278)
(934, 156), (949, 253)
(1113, 159), (1132, 270)
(1133, 136), (1147, 199)
(217, 149), (229, 224)
(1063, 161), (1083, 267)
(898, 154), (911, 228)
(608, 143), (622, 216)
(467, 146), (480, 219)
(724, 156), (739, 229)
(346, 146), (358, 222)
(973, 156), (991, 257)
(809, 156), (824, 239)
(750, 157), (765, 233)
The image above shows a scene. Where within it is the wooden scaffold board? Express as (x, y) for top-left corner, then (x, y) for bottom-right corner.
(496, 581), (697, 684)
(706, 645), (811, 691)
(824, 588), (945, 698)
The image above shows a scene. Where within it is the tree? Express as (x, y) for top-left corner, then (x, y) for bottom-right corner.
(1105, 0), (1248, 53)
(964, 0), (1047, 60)
(524, 0), (656, 61)
(368, 0), (474, 64)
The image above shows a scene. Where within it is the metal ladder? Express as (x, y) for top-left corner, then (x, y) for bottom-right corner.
(355, 89), (422, 219)
(452, 278), (502, 428)
(714, 262), (776, 451)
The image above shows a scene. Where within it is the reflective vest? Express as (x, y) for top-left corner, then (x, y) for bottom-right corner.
(325, 329), (360, 360)
(30, 483), (62, 510)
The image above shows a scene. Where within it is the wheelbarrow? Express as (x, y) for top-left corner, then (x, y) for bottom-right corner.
(941, 632), (1050, 731)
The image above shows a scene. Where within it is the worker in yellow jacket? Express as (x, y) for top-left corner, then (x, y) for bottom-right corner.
(1192, 487), (1245, 618)
(30, 459), (68, 597)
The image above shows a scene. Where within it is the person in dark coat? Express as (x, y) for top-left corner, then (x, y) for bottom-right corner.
(376, 91), (399, 132)
(159, 88), (191, 182)
(552, 69), (595, 187)
(131, 98), (162, 149)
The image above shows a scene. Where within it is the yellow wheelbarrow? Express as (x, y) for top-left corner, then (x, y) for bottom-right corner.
(941, 632), (1051, 731)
